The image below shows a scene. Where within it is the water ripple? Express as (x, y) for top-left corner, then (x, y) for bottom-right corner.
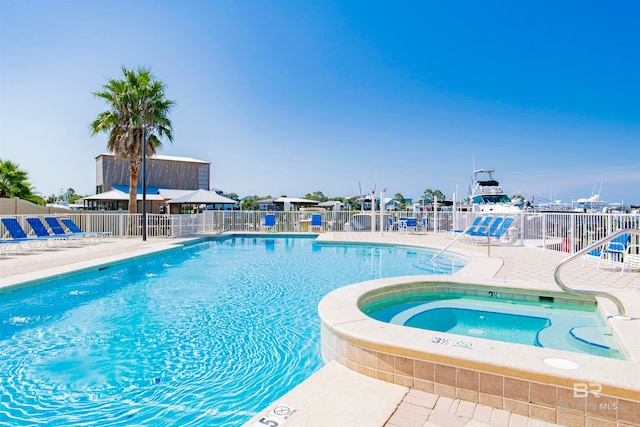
(0, 237), (462, 426)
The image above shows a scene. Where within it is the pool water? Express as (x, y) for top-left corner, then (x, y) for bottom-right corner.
(362, 291), (624, 359)
(401, 307), (551, 346)
(0, 236), (466, 426)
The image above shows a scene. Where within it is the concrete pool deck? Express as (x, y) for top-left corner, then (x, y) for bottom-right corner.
(1, 232), (639, 426)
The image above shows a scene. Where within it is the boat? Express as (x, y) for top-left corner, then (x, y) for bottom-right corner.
(467, 169), (525, 213)
(571, 194), (608, 213)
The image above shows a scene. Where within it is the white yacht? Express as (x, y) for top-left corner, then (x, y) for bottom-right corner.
(468, 169), (524, 213)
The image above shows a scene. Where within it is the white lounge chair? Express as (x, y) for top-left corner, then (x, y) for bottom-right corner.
(621, 244), (640, 275)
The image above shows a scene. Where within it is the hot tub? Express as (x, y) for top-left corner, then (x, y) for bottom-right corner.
(359, 287), (624, 359)
(318, 277), (640, 426)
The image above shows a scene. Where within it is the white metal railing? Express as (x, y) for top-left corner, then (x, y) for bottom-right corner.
(553, 228), (640, 317)
(1, 211), (639, 255)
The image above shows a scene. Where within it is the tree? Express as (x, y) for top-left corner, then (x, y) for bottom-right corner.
(303, 191), (329, 202)
(241, 196), (260, 211)
(90, 67), (175, 213)
(422, 188), (446, 204)
(393, 193), (406, 210)
(344, 197), (359, 211)
(0, 159), (34, 200)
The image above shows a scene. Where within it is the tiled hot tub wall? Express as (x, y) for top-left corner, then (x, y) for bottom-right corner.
(321, 323), (640, 427)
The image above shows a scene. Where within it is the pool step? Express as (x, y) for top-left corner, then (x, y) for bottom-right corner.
(569, 326), (612, 350)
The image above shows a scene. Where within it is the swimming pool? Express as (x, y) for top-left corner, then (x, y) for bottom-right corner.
(0, 236), (467, 426)
(360, 289), (624, 359)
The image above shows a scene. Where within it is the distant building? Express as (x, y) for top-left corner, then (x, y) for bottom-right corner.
(95, 153), (210, 194)
(86, 153), (212, 213)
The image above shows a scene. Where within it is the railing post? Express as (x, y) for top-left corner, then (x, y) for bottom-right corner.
(570, 214), (576, 253)
(541, 213), (546, 249)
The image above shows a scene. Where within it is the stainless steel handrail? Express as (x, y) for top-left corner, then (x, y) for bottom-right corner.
(553, 228), (640, 318)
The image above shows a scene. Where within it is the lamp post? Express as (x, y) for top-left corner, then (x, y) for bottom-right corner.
(142, 127), (147, 241)
(370, 189), (375, 232)
(380, 187), (387, 237)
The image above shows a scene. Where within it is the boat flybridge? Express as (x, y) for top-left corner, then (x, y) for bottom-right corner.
(469, 169), (524, 213)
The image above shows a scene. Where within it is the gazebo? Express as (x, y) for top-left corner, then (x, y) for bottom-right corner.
(166, 189), (238, 213)
(81, 190), (165, 212)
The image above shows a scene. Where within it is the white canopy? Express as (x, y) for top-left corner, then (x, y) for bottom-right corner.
(158, 189), (193, 200)
(274, 197), (319, 205)
(82, 190), (164, 201)
(166, 189), (237, 205)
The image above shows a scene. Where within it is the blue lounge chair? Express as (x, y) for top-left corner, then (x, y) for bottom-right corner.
(583, 245), (602, 266)
(388, 216), (396, 231)
(45, 217), (93, 241)
(26, 217), (70, 245)
(60, 218), (111, 239)
(263, 214), (276, 231)
(468, 217), (516, 245)
(466, 217), (503, 242)
(598, 233), (630, 271)
(407, 218), (418, 231)
(490, 217), (513, 239)
(0, 239), (27, 255)
(418, 217), (428, 232)
(395, 217), (415, 233)
(446, 216), (483, 238)
(477, 217), (503, 236)
(310, 214), (322, 232)
(462, 216), (494, 239)
(1, 217), (48, 249)
(582, 235), (604, 266)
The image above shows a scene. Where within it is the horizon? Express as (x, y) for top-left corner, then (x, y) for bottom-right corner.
(1, 1), (638, 204)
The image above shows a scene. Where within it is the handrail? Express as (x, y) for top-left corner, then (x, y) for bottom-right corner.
(431, 224), (476, 261)
(554, 228), (640, 318)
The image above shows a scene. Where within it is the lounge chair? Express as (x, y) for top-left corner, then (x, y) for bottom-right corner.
(467, 217), (507, 244)
(445, 216), (483, 239)
(262, 214), (276, 231)
(621, 244), (640, 275)
(490, 217), (513, 240)
(0, 239), (27, 255)
(461, 216), (494, 241)
(60, 218), (111, 239)
(310, 214), (322, 232)
(388, 216), (396, 231)
(597, 233), (630, 271)
(583, 246), (601, 266)
(418, 217), (428, 232)
(26, 217), (70, 245)
(469, 217), (514, 244)
(1, 217), (49, 250)
(45, 217), (94, 241)
(398, 217), (418, 233)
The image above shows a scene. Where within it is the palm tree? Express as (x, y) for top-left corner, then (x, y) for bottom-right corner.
(0, 159), (33, 199)
(90, 67), (175, 213)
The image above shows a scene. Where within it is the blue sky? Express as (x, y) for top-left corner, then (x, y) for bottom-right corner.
(1, 0), (638, 204)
